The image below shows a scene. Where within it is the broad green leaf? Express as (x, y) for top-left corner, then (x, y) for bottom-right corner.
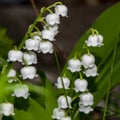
(37, 69), (57, 117)
(14, 98), (51, 120)
(0, 27), (13, 58)
(62, 1), (120, 107)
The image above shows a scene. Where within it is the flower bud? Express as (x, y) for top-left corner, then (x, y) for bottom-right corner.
(7, 69), (17, 83)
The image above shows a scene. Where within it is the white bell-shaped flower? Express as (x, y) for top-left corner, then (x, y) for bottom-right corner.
(25, 38), (40, 51)
(39, 41), (53, 54)
(7, 69), (17, 83)
(55, 5), (68, 17)
(52, 108), (65, 119)
(60, 116), (71, 120)
(83, 65), (98, 77)
(22, 51), (37, 65)
(8, 50), (23, 62)
(55, 76), (70, 89)
(67, 59), (82, 72)
(44, 24), (59, 35)
(97, 34), (104, 47)
(85, 34), (104, 47)
(7, 69), (16, 78)
(74, 79), (88, 92)
(41, 29), (55, 41)
(58, 95), (72, 109)
(45, 13), (60, 26)
(79, 104), (93, 114)
(20, 66), (37, 79)
(0, 103), (15, 116)
(79, 92), (94, 106)
(81, 54), (95, 68)
(12, 84), (30, 99)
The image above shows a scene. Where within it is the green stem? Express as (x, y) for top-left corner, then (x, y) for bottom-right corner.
(102, 35), (118, 120)
(79, 72), (83, 79)
(47, 2), (62, 9)
(53, 46), (71, 114)
(18, 8), (45, 50)
(73, 109), (79, 120)
(18, 1), (63, 50)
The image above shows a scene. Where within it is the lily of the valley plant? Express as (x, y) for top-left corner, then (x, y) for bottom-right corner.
(0, 2), (106, 120)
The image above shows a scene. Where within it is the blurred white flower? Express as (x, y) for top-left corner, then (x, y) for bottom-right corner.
(74, 79), (88, 92)
(52, 108), (65, 119)
(7, 69), (16, 78)
(85, 34), (104, 47)
(8, 50), (23, 62)
(58, 95), (72, 109)
(41, 29), (55, 41)
(83, 65), (98, 77)
(81, 54), (95, 68)
(79, 92), (93, 106)
(22, 51), (37, 65)
(20, 66), (37, 79)
(55, 5), (68, 17)
(60, 116), (71, 120)
(7, 69), (17, 83)
(55, 76), (70, 89)
(79, 104), (93, 114)
(0, 103), (15, 116)
(45, 13), (60, 26)
(24, 38), (40, 51)
(12, 84), (30, 99)
(39, 41), (53, 54)
(67, 59), (82, 72)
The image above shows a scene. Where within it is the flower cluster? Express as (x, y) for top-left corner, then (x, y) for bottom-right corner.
(52, 28), (104, 119)
(0, 2), (68, 118)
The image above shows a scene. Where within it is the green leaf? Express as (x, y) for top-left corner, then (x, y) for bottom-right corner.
(14, 98), (51, 120)
(0, 27), (13, 58)
(37, 69), (57, 117)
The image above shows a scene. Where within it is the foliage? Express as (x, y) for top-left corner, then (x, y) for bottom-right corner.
(0, 27), (13, 58)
